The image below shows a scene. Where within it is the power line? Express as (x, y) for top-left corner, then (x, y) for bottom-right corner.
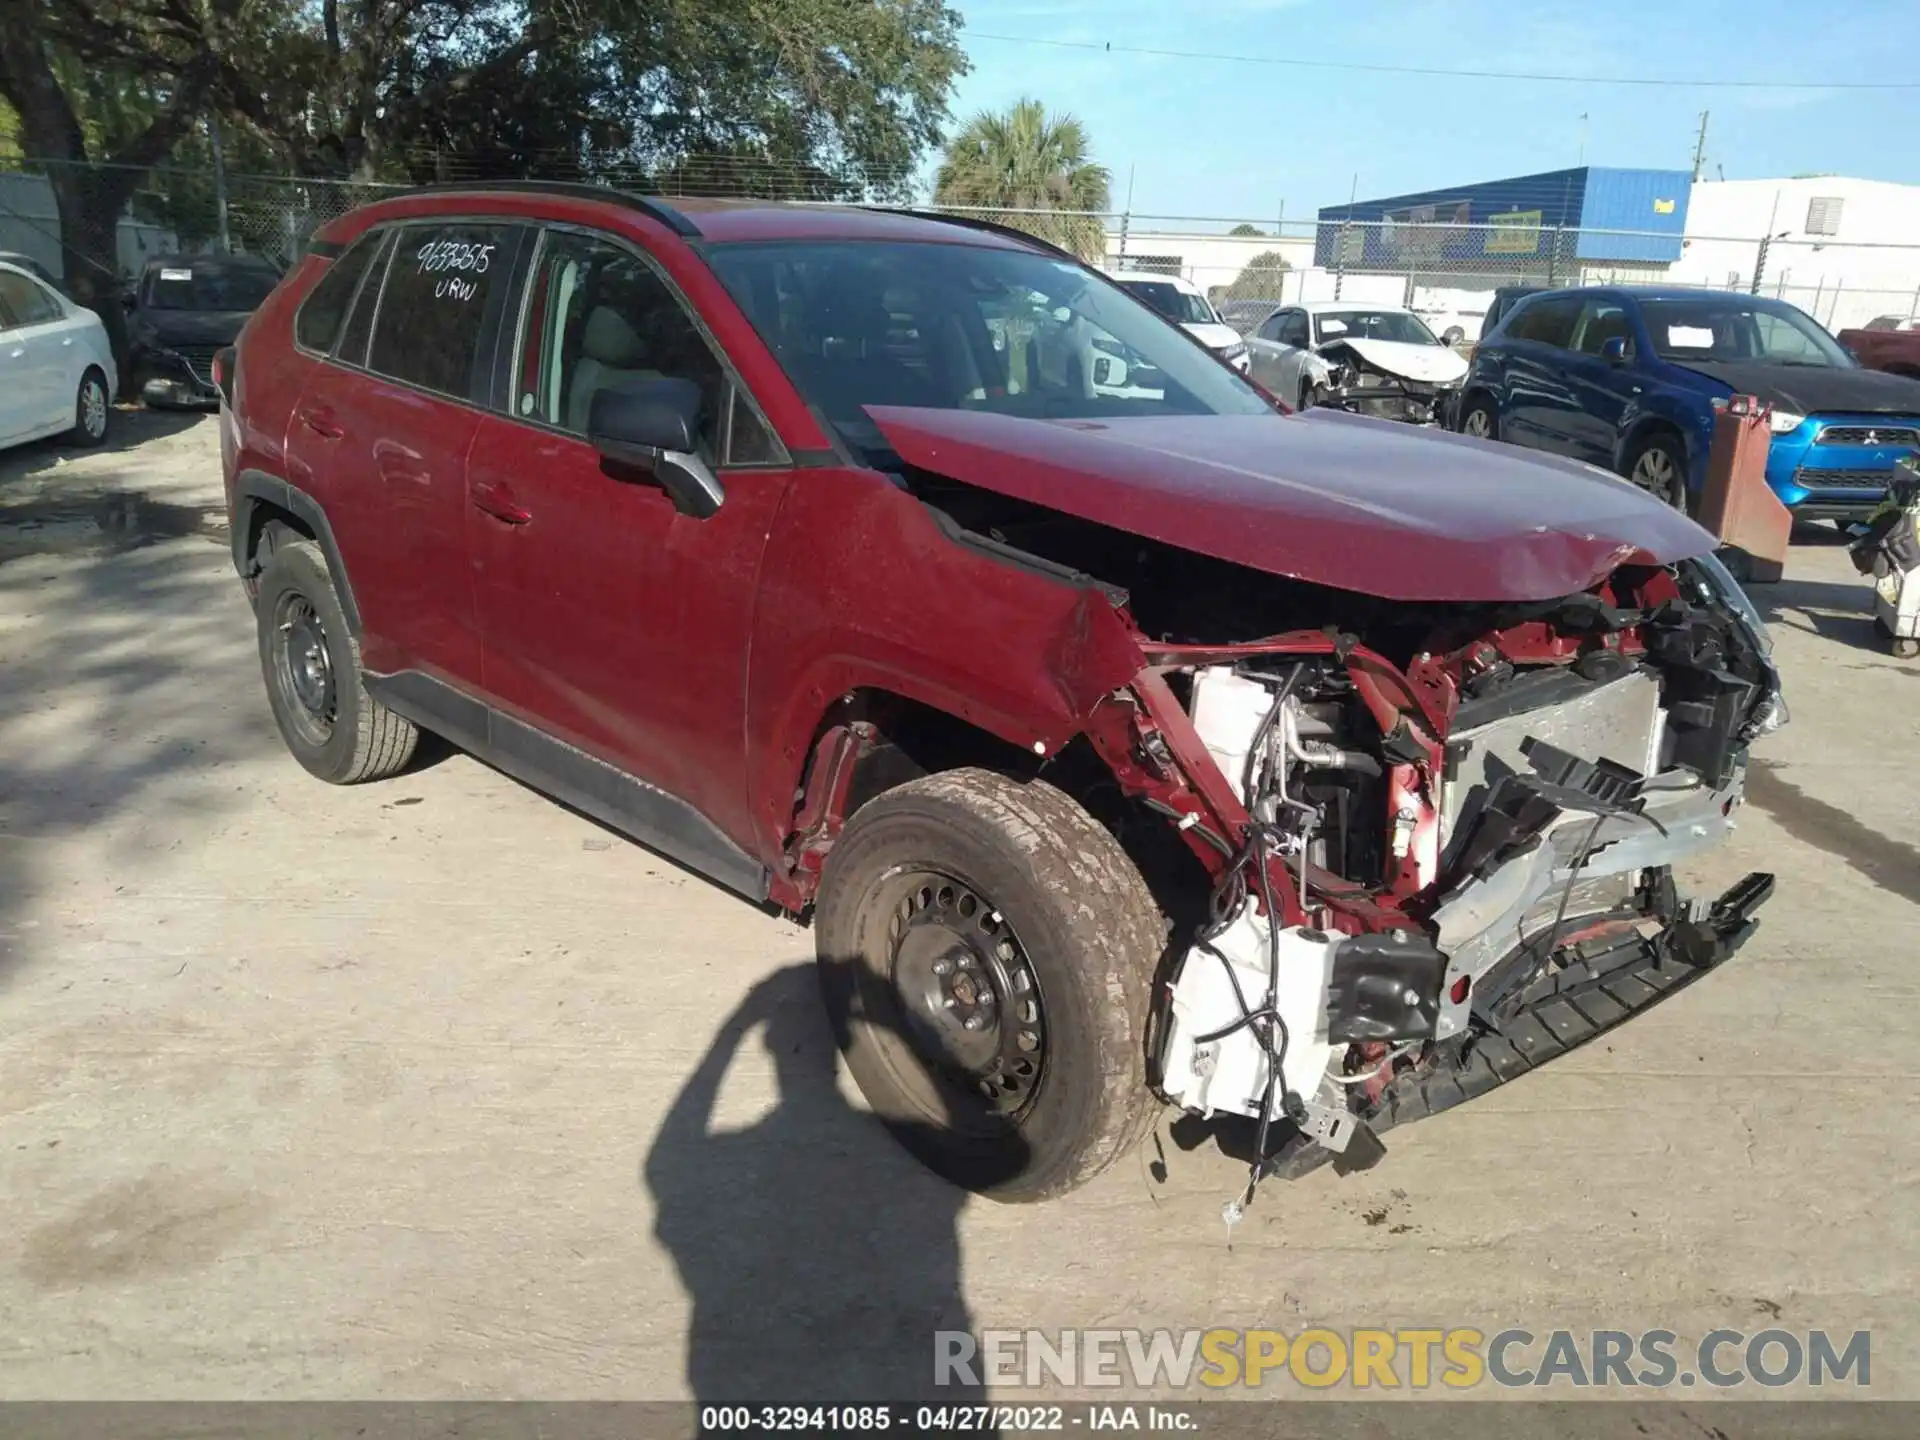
(964, 31), (1920, 91)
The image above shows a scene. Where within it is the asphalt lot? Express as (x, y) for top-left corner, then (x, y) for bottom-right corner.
(1, 411), (1917, 1406)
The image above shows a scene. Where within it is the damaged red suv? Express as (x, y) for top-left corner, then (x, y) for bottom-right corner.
(220, 184), (1784, 1201)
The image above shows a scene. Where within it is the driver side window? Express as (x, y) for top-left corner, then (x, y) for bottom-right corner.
(513, 230), (781, 466)
(1280, 312), (1311, 348)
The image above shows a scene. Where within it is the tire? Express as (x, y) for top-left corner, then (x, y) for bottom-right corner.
(1300, 381), (1329, 411)
(68, 367), (110, 447)
(255, 538), (418, 784)
(1441, 326), (1466, 347)
(815, 768), (1167, 1202)
(1622, 431), (1689, 513)
(1458, 394), (1498, 440)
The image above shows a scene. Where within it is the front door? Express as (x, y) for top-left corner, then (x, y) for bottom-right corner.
(465, 225), (798, 848)
(1559, 297), (1642, 466)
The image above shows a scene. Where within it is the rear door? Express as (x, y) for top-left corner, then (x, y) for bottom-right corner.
(464, 223), (798, 848)
(1498, 295), (1581, 452)
(0, 287), (30, 443)
(284, 219), (530, 683)
(1558, 296), (1642, 466)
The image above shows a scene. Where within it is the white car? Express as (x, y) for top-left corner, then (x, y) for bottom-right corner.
(1108, 270), (1250, 372)
(0, 260), (116, 452)
(1244, 301), (1468, 424)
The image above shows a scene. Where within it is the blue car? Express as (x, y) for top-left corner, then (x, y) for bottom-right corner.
(1458, 287), (1920, 522)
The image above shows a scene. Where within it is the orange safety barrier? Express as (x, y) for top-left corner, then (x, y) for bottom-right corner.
(1695, 394), (1792, 584)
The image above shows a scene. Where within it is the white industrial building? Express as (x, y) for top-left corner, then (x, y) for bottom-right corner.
(1665, 176), (1920, 330)
(1107, 173), (1920, 338)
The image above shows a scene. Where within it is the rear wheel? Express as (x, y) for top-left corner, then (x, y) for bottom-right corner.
(815, 769), (1166, 1201)
(1458, 394), (1498, 439)
(1623, 432), (1689, 513)
(68, 368), (110, 447)
(255, 538), (418, 784)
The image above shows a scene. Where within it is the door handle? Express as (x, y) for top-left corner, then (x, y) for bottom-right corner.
(298, 406), (344, 439)
(470, 478), (531, 525)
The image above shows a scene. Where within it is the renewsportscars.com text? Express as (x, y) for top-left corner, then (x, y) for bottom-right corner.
(935, 1327), (1871, 1391)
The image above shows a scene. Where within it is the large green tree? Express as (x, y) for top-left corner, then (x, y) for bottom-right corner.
(932, 98), (1110, 262)
(2, 0), (967, 358)
(1220, 250), (1292, 303)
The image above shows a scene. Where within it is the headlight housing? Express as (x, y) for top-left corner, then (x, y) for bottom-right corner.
(1769, 409), (1805, 434)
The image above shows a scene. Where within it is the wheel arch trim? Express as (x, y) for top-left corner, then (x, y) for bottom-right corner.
(231, 469), (363, 637)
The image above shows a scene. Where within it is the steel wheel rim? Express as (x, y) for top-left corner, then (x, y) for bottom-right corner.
(1633, 447), (1681, 507)
(885, 872), (1047, 1119)
(1462, 407), (1491, 437)
(81, 378), (107, 438)
(273, 593), (336, 745)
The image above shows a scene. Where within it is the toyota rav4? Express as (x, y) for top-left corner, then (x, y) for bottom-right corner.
(219, 184), (1783, 1203)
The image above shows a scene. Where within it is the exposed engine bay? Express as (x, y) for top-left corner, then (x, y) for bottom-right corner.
(1314, 340), (1459, 427)
(868, 440), (1783, 1201)
(1138, 553), (1783, 1186)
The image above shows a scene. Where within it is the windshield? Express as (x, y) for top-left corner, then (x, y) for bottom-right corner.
(145, 262), (278, 311)
(1117, 279), (1216, 326)
(1641, 297), (1851, 367)
(1313, 310), (1438, 346)
(707, 241), (1271, 461)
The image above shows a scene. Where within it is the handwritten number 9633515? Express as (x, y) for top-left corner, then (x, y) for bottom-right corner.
(416, 239), (494, 301)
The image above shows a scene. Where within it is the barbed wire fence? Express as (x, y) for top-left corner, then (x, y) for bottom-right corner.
(5, 148), (1920, 337)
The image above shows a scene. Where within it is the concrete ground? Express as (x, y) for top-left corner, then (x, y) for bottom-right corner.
(1, 412), (1915, 1405)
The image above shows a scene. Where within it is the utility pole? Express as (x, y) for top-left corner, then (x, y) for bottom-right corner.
(1691, 111), (1710, 182)
(1578, 113), (1588, 167)
(210, 115), (233, 253)
(1334, 173), (1356, 300)
(1118, 164), (1134, 264)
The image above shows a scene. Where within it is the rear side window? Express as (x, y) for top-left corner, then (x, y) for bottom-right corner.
(1509, 296), (1579, 349)
(367, 223), (517, 398)
(295, 233), (382, 353)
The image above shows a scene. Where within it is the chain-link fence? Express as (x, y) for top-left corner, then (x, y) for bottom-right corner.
(7, 153), (1920, 343)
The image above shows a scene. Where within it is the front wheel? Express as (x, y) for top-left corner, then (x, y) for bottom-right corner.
(68, 368), (110, 448)
(1623, 432), (1690, 513)
(1458, 394), (1498, 440)
(815, 769), (1167, 1201)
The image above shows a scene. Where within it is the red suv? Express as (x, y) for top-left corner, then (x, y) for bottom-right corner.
(221, 184), (1782, 1202)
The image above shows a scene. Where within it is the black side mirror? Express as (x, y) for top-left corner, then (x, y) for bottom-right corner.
(1600, 336), (1629, 364)
(587, 377), (724, 520)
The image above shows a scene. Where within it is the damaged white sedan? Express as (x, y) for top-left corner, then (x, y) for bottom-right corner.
(1246, 302), (1469, 425)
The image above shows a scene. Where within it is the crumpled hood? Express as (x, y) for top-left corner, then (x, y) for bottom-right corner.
(867, 405), (1713, 603)
(1323, 336), (1469, 385)
(1676, 360), (1920, 417)
(1182, 321), (1246, 353)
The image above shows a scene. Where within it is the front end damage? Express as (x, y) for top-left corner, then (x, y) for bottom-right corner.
(1080, 553), (1783, 1181)
(1315, 340), (1461, 427)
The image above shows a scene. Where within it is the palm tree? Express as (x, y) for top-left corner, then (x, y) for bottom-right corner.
(933, 99), (1111, 262)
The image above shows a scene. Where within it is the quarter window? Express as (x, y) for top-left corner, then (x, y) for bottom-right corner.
(296, 231), (383, 354)
(366, 224), (516, 398)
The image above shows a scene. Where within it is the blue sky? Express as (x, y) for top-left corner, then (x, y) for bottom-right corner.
(940, 0), (1920, 223)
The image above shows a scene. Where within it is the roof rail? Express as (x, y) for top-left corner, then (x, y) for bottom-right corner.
(404, 179), (699, 237)
(866, 207), (1084, 263)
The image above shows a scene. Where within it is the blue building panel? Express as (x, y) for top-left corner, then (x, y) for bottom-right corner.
(1315, 167), (1692, 268)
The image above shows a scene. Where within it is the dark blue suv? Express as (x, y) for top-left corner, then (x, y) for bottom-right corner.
(1459, 287), (1920, 521)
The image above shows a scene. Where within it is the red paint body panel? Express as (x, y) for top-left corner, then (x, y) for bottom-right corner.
(465, 414), (794, 843)
(744, 465), (1144, 864)
(287, 368), (483, 683)
(867, 405), (1716, 603)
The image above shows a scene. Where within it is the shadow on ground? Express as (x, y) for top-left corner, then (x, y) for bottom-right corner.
(644, 964), (995, 1412)
(0, 497), (270, 989)
(0, 408), (204, 495)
